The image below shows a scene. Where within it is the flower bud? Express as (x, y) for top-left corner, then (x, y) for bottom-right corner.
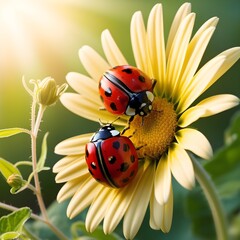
(32, 77), (68, 106)
(7, 174), (24, 189)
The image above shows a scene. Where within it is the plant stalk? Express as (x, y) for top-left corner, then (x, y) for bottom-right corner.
(192, 156), (229, 240)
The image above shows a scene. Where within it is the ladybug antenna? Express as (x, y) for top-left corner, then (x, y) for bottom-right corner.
(98, 118), (106, 127)
(110, 116), (120, 125)
(98, 116), (120, 127)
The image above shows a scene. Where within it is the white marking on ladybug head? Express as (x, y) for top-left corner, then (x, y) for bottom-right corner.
(140, 103), (147, 108)
(146, 91), (154, 102)
(126, 106), (136, 116)
(110, 129), (119, 137)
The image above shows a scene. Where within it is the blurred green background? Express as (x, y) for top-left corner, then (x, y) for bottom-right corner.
(0, 0), (239, 239)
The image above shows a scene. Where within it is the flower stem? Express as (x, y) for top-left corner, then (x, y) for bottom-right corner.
(30, 102), (68, 240)
(31, 102), (48, 220)
(191, 156), (229, 240)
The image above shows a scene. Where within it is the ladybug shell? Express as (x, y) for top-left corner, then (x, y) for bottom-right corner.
(85, 136), (138, 188)
(107, 65), (153, 93)
(99, 65), (153, 115)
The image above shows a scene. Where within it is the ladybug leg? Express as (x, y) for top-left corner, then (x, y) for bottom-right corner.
(121, 116), (134, 135)
(126, 130), (137, 139)
(136, 144), (147, 151)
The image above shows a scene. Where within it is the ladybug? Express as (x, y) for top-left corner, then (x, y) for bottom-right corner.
(99, 65), (155, 116)
(85, 124), (138, 188)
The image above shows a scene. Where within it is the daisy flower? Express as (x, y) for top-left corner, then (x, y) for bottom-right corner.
(53, 2), (240, 239)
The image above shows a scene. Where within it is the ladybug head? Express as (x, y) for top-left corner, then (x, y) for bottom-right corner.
(126, 91), (154, 116)
(91, 124), (120, 142)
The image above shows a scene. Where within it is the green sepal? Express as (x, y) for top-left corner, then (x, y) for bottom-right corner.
(0, 158), (21, 180)
(37, 132), (49, 171)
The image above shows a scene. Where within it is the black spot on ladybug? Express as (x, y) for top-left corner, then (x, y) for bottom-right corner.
(122, 177), (129, 183)
(105, 87), (112, 97)
(100, 95), (104, 102)
(138, 75), (145, 82)
(122, 68), (133, 74)
(110, 102), (117, 111)
(130, 155), (135, 163)
(112, 141), (120, 150)
(91, 162), (97, 169)
(129, 170), (135, 177)
(85, 149), (89, 158)
(120, 162), (129, 172)
(123, 143), (130, 152)
(108, 156), (116, 164)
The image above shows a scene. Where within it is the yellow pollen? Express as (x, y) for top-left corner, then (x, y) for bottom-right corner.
(122, 98), (177, 160)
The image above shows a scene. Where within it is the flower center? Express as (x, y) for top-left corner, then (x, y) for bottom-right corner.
(122, 97), (177, 160)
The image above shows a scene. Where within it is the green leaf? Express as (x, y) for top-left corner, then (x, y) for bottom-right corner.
(37, 132), (49, 170)
(0, 128), (30, 138)
(204, 111), (240, 199)
(0, 207), (31, 235)
(187, 111), (240, 240)
(186, 187), (215, 240)
(0, 231), (20, 240)
(71, 221), (122, 240)
(0, 158), (21, 180)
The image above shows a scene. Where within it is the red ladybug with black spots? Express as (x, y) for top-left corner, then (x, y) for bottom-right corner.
(85, 124), (138, 188)
(99, 65), (155, 116)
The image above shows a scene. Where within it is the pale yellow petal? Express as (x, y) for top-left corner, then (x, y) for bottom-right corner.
(176, 26), (216, 101)
(154, 154), (171, 204)
(179, 94), (240, 127)
(54, 132), (92, 155)
(67, 177), (102, 219)
(177, 55), (226, 113)
(166, 13), (195, 98)
(60, 93), (128, 126)
(176, 128), (213, 160)
(53, 155), (84, 173)
(160, 185), (173, 233)
(147, 3), (166, 96)
(55, 157), (89, 183)
(103, 165), (144, 234)
(86, 187), (117, 233)
(169, 143), (195, 189)
(150, 185), (173, 232)
(123, 163), (154, 240)
(149, 190), (163, 230)
(57, 177), (86, 202)
(101, 29), (128, 66)
(131, 11), (151, 75)
(178, 47), (240, 113)
(166, 2), (191, 58)
(66, 72), (100, 104)
(203, 47), (240, 92)
(79, 45), (110, 81)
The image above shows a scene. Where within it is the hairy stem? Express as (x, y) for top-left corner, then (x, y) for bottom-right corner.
(0, 202), (42, 222)
(31, 103), (48, 220)
(192, 156), (229, 240)
(30, 102), (68, 240)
